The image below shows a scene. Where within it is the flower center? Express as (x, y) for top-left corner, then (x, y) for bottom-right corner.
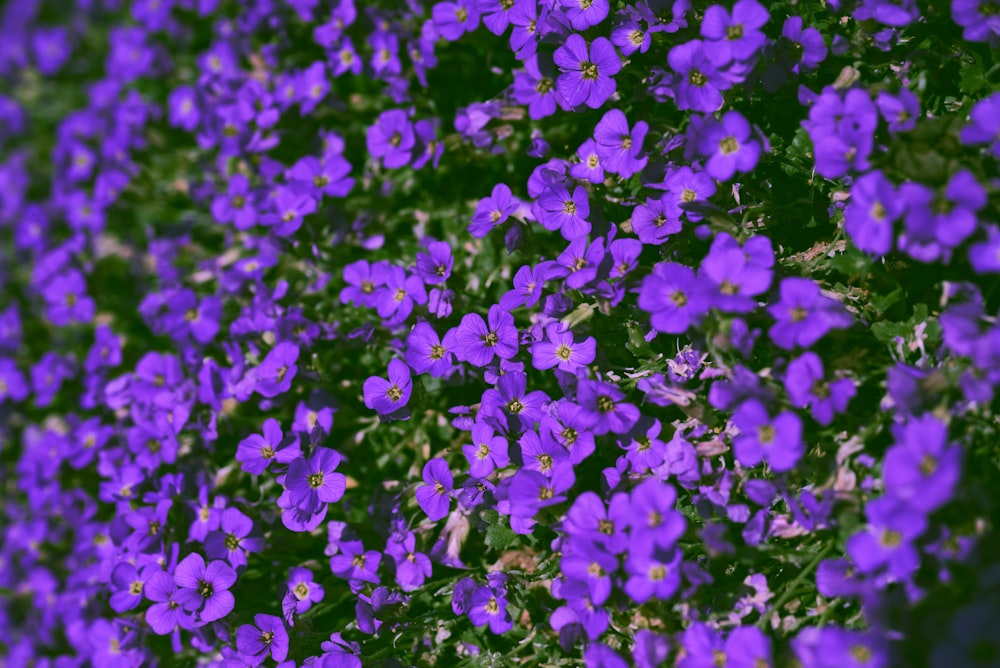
(485, 597), (500, 614)
(434, 481), (447, 495)
(597, 395), (614, 413)
(719, 136), (739, 155)
(483, 332), (499, 347)
(199, 579), (214, 598)
(394, 288), (407, 302)
(534, 77), (553, 93)
(689, 70), (707, 86)
(720, 280), (739, 295)
(561, 427), (578, 445)
(598, 519), (615, 535)
(681, 188), (697, 202)
(920, 454), (938, 476)
(586, 154), (599, 168)
(629, 29), (644, 46)
(361, 280), (374, 293)
(260, 630), (275, 645)
(790, 306), (808, 322)
(476, 443), (491, 460)
(389, 132), (402, 147)
(455, 7), (468, 21)
(671, 290), (688, 306)
(260, 445), (275, 459)
(563, 200), (577, 215)
(727, 24), (744, 40)
(129, 580), (144, 595)
(811, 380), (830, 399)
(308, 472), (324, 489)
(581, 61), (599, 80)
(538, 486), (555, 500)
(870, 201), (886, 221)
(880, 529), (902, 547)
(538, 454), (553, 471)
(555, 344), (573, 361)
(507, 399), (525, 413)
(293, 582), (311, 600)
(850, 645), (872, 663)
(225, 533), (241, 551)
(758, 425), (775, 444)
(649, 565), (666, 581)
(430, 344), (446, 360)
(387, 385), (403, 401)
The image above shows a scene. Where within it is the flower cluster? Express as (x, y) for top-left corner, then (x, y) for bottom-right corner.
(2, 0), (1000, 666)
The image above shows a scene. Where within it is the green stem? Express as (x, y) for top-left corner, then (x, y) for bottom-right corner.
(757, 542), (834, 630)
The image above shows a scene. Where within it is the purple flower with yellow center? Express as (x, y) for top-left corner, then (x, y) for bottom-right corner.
(519, 429), (569, 477)
(767, 277), (853, 350)
(480, 370), (550, 432)
(468, 585), (514, 634)
(570, 138), (605, 184)
(481, 0), (517, 35)
(375, 266), (427, 322)
(732, 399), (804, 472)
(575, 379), (640, 435)
(561, 540), (617, 605)
(282, 566), (325, 624)
(628, 479), (686, 551)
(550, 236), (605, 289)
(535, 183), (591, 240)
(341, 259), (387, 308)
(876, 88), (920, 133)
(454, 304), (519, 367)
(173, 553), (237, 623)
(43, 269), (95, 326)
(330, 540), (383, 583)
(784, 352), (856, 426)
(253, 342), (299, 398)
(462, 421), (510, 478)
(416, 457), (453, 521)
(109, 563), (157, 613)
(696, 111), (761, 181)
(952, 0), (1000, 44)
(663, 164), (717, 217)
(415, 240), (454, 285)
(513, 54), (564, 121)
(564, 491), (630, 552)
(507, 466), (575, 533)
(205, 507), (264, 570)
(897, 169), (987, 263)
(844, 169), (903, 256)
(884, 416), (961, 513)
(624, 545), (682, 603)
(632, 196), (683, 245)
(263, 185), (317, 237)
(553, 34), (621, 109)
(531, 323), (596, 373)
(405, 322), (458, 378)
(236, 614), (289, 667)
(0, 358), (28, 405)
(432, 0), (480, 41)
(593, 108), (648, 178)
(236, 418), (302, 475)
(667, 40), (731, 112)
(639, 262), (711, 333)
(386, 531), (433, 591)
(558, 0), (609, 29)
(541, 400), (596, 465)
(700, 0), (770, 66)
(284, 447), (347, 514)
(470, 182), (519, 238)
(846, 496), (927, 580)
(367, 109), (415, 168)
(144, 570), (194, 635)
(363, 359), (412, 418)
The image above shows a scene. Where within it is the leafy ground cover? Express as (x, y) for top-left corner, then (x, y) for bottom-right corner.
(2, 0), (1000, 666)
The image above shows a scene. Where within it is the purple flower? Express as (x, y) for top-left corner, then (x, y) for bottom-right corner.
(535, 183), (591, 240)
(367, 109), (415, 168)
(236, 614), (289, 666)
(481, 370), (550, 433)
(531, 323), (596, 373)
(173, 553), (237, 623)
(700, 0), (770, 66)
(698, 233), (774, 313)
(416, 458), (454, 521)
(767, 277), (853, 349)
(884, 416), (961, 512)
(205, 508), (264, 570)
(386, 531), (433, 591)
(575, 379), (640, 435)
(415, 240), (454, 285)
(632, 195), (682, 245)
(285, 447), (347, 514)
(732, 399), (804, 472)
(696, 111), (762, 181)
(282, 566), (325, 623)
(43, 270), (95, 326)
(553, 34), (621, 109)
(953, 0), (1000, 44)
(639, 262), (711, 333)
(784, 353), (856, 426)
(667, 40), (731, 112)
(513, 54), (565, 121)
(432, 0), (480, 41)
(236, 418), (302, 475)
(624, 546), (682, 603)
(363, 359), (413, 418)
(780, 16), (827, 73)
(109, 563), (157, 613)
(501, 261), (556, 310)
(897, 170), (986, 263)
(844, 169), (903, 256)
(454, 304), (519, 367)
(846, 496), (927, 580)
(375, 266), (427, 322)
(593, 108), (648, 178)
(144, 571), (194, 635)
(0, 358), (28, 405)
(253, 342), (299, 398)
(406, 322), (458, 377)
(341, 259), (387, 308)
(876, 88), (920, 133)
(467, 585), (514, 634)
(462, 422), (510, 478)
(470, 182), (519, 238)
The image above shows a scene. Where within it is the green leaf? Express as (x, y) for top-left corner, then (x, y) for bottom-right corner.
(871, 321), (910, 344)
(485, 522), (516, 551)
